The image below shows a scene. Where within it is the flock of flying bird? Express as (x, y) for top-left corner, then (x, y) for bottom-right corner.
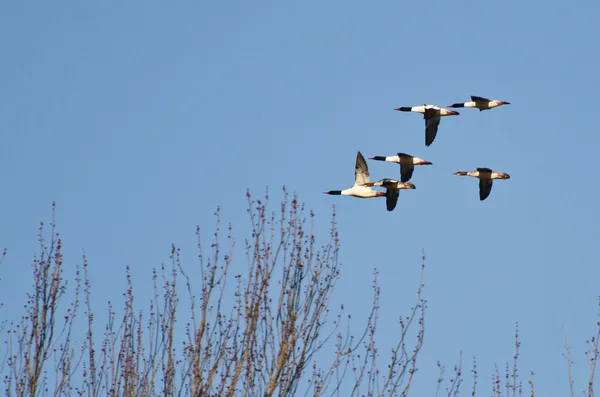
(323, 96), (512, 211)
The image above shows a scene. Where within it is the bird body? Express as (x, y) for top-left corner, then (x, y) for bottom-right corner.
(453, 167), (510, 201)
(448, 96), (510, 111)
(324, 186), (384, 198)
(324, 151), (385, 199)
(394, 104), (459, 146)
(369, 152), (432, 182)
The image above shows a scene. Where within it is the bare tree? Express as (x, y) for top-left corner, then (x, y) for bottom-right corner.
(2, 189), (598, 396)
(2, 202), (81, 396)
(436, 309), (600, 397)
(564, 298), (600, 397)
(0, 188), (426, 396)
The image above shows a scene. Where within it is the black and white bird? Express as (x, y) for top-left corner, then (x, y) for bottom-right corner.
(448, 96), (510, 111)
(369, 153), (432, 182)
(360, 179), (416, 211)
(453, 168), (510, 201)
(323, 151), (385, 198)
(394, 104), (459, 147)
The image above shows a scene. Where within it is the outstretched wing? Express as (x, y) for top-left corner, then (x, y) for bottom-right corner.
(385, 186), (400, 211)
(354, 151), (370, 186)
(471, 95), (491, 102)
(400, 164), (415, 182)
(479, 178), (493, 201)
(424, 108), (441, 147)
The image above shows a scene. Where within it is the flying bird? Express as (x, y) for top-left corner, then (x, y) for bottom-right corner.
(360, 179), (416, 211)
(323, 151), (385, 198)
(448, 96), (510, 111)
(452, 167), (510, 201)
(369, 152), (432, 182)
(394, 104), (459, 147)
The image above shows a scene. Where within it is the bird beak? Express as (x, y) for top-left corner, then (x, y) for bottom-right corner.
(452, 172), (460, 175)
(502, 101), (511, 105)
(503, 173), (511, 179)
(393, 107), (401, 111)
(421, 160), (433, 165)
(449, 110), (460, 115)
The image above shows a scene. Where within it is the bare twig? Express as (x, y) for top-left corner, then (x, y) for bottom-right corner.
(563, 328), (575, 397)
(471, 357), (478, 397)
(529, 371), (535, 397)
(585, 298), (600, 397)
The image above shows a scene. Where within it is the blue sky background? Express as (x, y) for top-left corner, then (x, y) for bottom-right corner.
(1, 1), (600, 395)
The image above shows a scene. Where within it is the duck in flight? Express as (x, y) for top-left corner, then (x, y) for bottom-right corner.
(448, 96), (510, 111)
(369, 152), (432, 182)
(394, 104), (459, 147)
(360, 179), (416, 211)
(323, 151), (385, 198)
(453, 168), (510, 201)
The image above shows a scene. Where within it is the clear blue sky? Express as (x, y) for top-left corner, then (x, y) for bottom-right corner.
(1, 1), (599, 395)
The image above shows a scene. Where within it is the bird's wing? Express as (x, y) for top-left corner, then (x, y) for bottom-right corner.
(476, 167), (493, 172)
(370, 178), (396, 188)
(471, 95), (491, 102)
(354, 151), (370, 186)
(400, 164), (415, 182)
(386, 186), (400, 211)
(424, 108), (441, 147)
(479, 178), (493, 201)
